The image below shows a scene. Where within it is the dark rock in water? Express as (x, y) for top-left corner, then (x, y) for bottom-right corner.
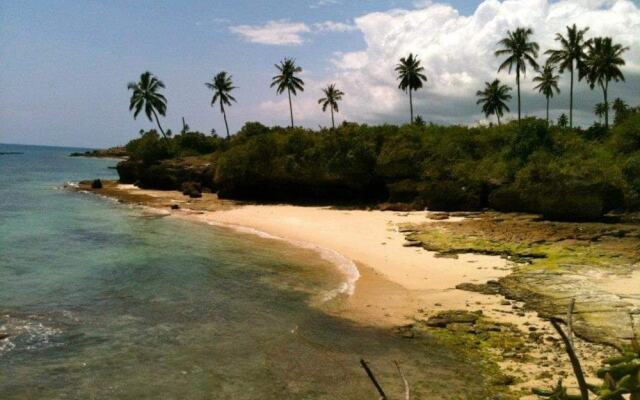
(91, 179), (103, 189)
(0, 333), (9, 340)
(181, 181), (202, 198)
(425, 310), (481, 327)
(170, 204), (180, 210)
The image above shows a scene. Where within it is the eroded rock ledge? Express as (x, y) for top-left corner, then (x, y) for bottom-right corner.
(404, 212), (640, 349)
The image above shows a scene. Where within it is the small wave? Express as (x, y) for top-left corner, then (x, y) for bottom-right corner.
(0, 316), (63, 356)
(206, 221), (360, 300)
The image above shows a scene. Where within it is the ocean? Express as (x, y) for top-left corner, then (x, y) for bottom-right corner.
(0, 144), (493, 399)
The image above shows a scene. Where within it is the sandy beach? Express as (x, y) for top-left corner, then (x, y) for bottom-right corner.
(79, 181), (619, 398)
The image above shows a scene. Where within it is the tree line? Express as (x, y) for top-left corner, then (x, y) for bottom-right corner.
(127, 23), (630, 139)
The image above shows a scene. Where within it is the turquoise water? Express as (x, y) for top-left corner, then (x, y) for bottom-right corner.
(0, 144), (493, 399)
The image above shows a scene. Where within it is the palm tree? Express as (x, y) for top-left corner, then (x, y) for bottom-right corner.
(532, 63), (561, 124)
(205, 71), (237, 139)
(558, 113), (569, 128)
(318, 83), (344, 129)
(271, 58), (304, 128)
(584, 37), (628, 129)
(476, 79), (512, 126)
(395, 53), (428, 123)
(545, 24), (591, 129)
(594, 102), (608, 122)
(558, 113), (568, 128)
(128, 71), (168, 138)
(612, 98), (629, 125)
(495, 27), (539, 124)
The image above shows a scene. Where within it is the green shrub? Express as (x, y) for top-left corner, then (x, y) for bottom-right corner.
(126, 130), (173, 164)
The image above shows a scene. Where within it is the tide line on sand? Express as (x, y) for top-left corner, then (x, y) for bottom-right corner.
(203, 219), (361, 300)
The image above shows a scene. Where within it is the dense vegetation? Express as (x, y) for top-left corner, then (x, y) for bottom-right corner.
(117, 106), (640, 221)
(118, 21), (634, 222)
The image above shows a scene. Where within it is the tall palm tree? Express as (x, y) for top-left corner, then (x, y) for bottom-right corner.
(584, 37), (628, 129)
(532, 63), (561, 124)
(128, 71), (168, 138)
(205, 71), (236, 139)
(495, 27), (539, 124)
(545, 24), (591, 129)
(395, 53), (428, 124)
(318, 83), (344, 129)
(594, 102), (608, 122)
(271, 58), (304, 128)
(476, 79), (512, 126)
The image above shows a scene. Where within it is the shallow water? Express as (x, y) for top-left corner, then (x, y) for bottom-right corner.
(0, 144), (494, 399)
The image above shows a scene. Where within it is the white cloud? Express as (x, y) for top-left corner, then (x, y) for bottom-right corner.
(313, 21), (358, 33)
(230, 20), (311, 45)
(310, 0), (340, 9)
(230, 19), (358, 46)
(323, 0), (640, 126)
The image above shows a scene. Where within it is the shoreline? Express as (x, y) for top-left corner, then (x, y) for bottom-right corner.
(74, 180), (618, 398)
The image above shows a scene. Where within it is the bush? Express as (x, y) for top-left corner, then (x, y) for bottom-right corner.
(611, 112), (640, 153)
(171, 131), (220, 156)
(126, 131), (173, 165)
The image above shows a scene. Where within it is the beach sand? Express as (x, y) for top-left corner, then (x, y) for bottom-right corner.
(79, 181), (617, 398)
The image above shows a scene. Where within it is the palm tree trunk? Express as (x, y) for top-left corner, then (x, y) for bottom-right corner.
(603, 82), (609, 130)
(497, 113), (501, 126)
(331, 108), (335, 129)
(222, 103), (230, 139)
(569, 64), (574, 129)
(287, 88), (294, 128)
(409, 88), (414, 124)
(516, 68), (521, 124)
(151, 108), (167, 139)
(546, 96), (550, 125)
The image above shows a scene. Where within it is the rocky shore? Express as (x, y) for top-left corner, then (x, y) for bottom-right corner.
(404, 212), (640, 349)
(72, 180), (638, 398)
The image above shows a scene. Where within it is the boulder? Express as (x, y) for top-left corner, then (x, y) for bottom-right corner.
(91, 179), (103, 189)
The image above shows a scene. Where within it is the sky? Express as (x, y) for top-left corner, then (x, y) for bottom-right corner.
(1, 0), (639, 148)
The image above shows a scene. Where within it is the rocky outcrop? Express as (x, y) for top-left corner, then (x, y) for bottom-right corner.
(181, 181), (202, 198)
(115, 158), (216, 192)
(70, 146), (127, 158)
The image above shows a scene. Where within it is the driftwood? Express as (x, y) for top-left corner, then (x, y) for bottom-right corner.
(566, 298), (576, 348)
(359, 358), (411, 399)
(360, 359), (388, 399)
(550, 297), (590, 400)
(394, 360), (411, 400)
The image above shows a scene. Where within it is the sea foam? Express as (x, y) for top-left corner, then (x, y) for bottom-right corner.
(205, 221), (360, 300)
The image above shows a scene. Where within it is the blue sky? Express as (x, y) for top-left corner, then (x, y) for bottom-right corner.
(1, 0), (638, 147)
